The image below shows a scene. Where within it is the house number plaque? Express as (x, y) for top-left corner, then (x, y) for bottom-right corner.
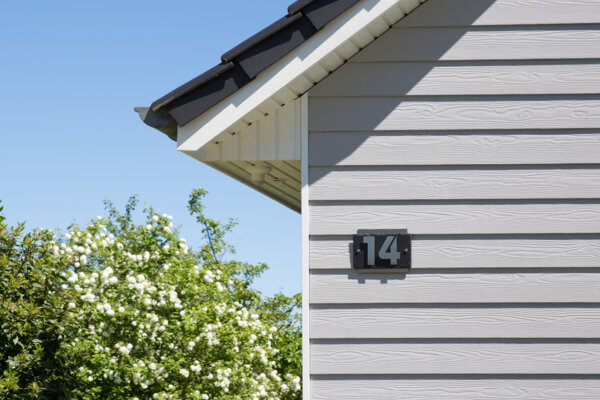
(353, 230), (411, 270)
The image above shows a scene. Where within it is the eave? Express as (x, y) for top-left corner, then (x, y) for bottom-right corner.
(137, 0), (426, 212)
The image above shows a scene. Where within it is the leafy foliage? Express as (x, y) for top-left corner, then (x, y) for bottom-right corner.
(0, 203), (76, 398)
(0, 190), (302, 400)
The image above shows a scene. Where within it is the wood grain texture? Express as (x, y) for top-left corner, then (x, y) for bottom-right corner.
(398, 0), (600, 27)
(310, 305), (600, 338)
(309, 62), (600, 96)
(309, 236), (600, 269)
(308, 97), (600, 131)
(311, 341), (600, 374)
(309, 202), (600, 235)
(309, 131), (600, 166)
(309, 270), (600, 303)
(309, 166), (600, 200)
(311, 377), (600, 399)
(351, 27), (600, 61)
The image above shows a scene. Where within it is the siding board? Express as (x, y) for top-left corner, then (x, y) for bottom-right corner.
(310, 305), (600, 338)
(309, 131), (600, 166)
(311, 341), (600, 374)
(309, 167), (600, 200)
(310, 270), (600, 304)
(310, 201), (600, 235)
(309, 236), (600, 269)
(399, 0), (600, 27)
(312, 377), (600, 400)
(351, 27), (600, 61)
(308, 97), (600, 131)
(310, 62), (600, 96)
(305, 1), (600, 394)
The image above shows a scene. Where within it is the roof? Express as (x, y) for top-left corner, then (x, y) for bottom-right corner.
(135, 0), (426, 212)
(137, 0), (361, 140)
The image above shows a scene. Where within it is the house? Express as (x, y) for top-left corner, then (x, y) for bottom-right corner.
(137, 0), (600, 398)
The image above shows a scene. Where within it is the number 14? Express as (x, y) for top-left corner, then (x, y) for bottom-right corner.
(363, 235), (401, 266)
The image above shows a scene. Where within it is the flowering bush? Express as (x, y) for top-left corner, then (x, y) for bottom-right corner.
(0, 190), (302, 399)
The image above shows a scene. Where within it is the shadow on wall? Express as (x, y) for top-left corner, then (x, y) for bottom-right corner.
(308, 0), (499, 165)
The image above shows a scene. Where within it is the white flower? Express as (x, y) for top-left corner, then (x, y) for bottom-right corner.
(179, 368), (189, 378)
(68, 302), (76, 308)
(80, 292), (96, 302)
(67, 273), (78, 283)
(152, 215), (159, 222)
(187, 341), (195, 350)
(191, 364), (201, 373)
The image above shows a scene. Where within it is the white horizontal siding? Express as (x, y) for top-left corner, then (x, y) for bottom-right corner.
(312, 378), (600, 400)
(310, 270), (600, 304)
(310, 61), (600, 96)
(309, 131), (600, 166)
(309, 236), (600, 269)
(311, 341), (600, 374)
(306, 2), (600, 396)
(310, 167), (600, 200)
(309, 201), (600, 235)
(309, 97), (600, 131)
(401, 0), (600, 27)
(310, 306), (600, 338)
(351, 27), (600, 61)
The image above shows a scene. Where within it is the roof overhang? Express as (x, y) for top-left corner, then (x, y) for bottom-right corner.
(177, 0), (424, 153)
(137, 0), (426, 211)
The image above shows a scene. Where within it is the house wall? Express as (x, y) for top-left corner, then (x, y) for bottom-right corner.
(305, 0), (600, 398)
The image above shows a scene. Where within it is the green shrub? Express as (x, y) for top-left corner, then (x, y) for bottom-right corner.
(0, 190), (302, 400)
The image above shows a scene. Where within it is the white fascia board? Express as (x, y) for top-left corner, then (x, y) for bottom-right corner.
(177, 0), (424, 154)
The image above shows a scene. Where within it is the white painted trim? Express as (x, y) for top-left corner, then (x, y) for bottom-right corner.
(300, 94), (310, 400)
(177, 0), (425, 153)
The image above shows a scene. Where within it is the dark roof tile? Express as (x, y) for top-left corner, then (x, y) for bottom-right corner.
(138, 0), (360, 140)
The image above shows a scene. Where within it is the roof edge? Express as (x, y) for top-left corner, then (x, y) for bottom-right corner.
(138, 0), (365, 140)
(177, 0), (426, 153)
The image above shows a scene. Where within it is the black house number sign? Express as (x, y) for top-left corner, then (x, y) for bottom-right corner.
(353, 230), (411, 269)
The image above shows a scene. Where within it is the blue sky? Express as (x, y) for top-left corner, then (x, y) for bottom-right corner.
(0, 0), (301, 297)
